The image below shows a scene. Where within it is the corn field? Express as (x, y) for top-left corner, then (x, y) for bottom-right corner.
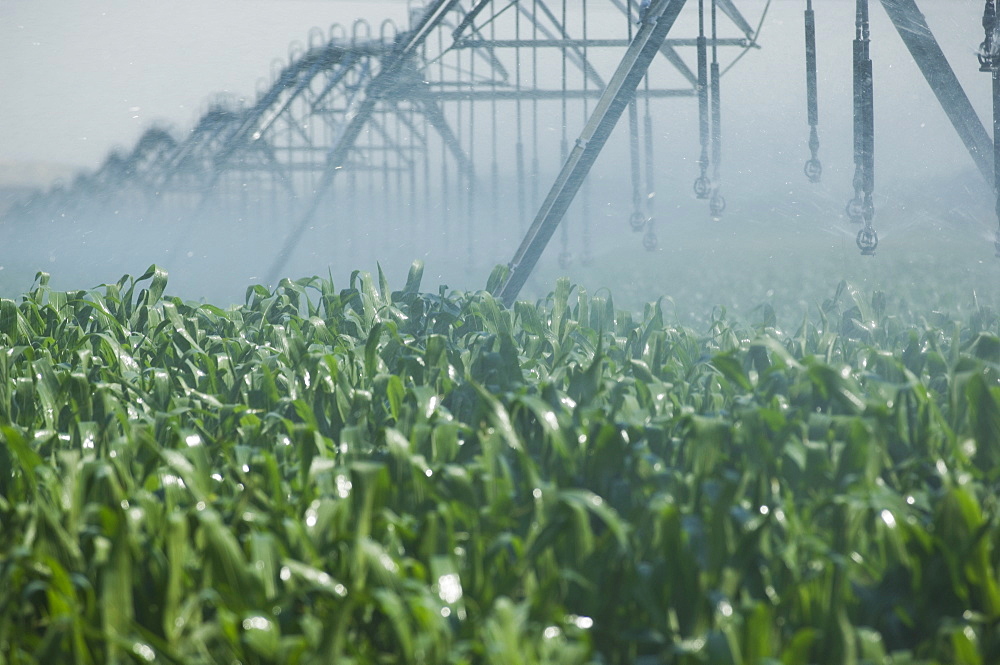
(1, 263), (999, 664)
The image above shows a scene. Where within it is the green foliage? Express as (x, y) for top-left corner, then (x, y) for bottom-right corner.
(1, 267), (999, 664)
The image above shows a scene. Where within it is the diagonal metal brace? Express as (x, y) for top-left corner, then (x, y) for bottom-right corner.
(496, 0), (688, 306)
(263, 0), (464, 284)
(880, 0), (992, 182)
(418, 97), (477, 179)
(715, 0), (755, 39)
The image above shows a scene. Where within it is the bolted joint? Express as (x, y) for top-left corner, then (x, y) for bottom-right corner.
(982, 1), (998, 71)
(862, 194), (876, 225)
(808, 126), (821, 153)
(980, 48), (996, 73)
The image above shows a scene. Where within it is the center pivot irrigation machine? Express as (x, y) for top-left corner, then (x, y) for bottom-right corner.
(8, 0), (1000, 304)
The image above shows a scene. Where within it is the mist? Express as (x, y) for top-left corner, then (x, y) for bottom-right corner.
(1, 0), (998, 323)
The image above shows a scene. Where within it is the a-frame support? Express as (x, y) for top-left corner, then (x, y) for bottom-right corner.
(879, 0), (992, 182)
(264, 0), (465, 284)
(495, 0), (993, 305)
(496, 0), (688, 306)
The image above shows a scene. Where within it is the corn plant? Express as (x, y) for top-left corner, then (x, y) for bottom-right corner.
(1, 265), (998, 664)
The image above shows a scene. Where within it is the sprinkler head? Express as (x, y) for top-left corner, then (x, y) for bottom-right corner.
(845, 197), (865, 224)
(629, 210), (647, 232)
(558, 251), (572, 269)
(709, 192), (726, 221)
(804, 159), (822, 184)
(856, 226), (878, 255)
(693, 176), (711, 200)
(643, 231), (658, 251)
(980, 37), (996, 72)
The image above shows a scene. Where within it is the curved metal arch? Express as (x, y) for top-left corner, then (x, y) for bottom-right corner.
(381, 19), (399, 43)
(10, 0), (799, 282)
(352, 19), (373, 45)
(308, 26), (326, 49)
(330, 22), (348, 43)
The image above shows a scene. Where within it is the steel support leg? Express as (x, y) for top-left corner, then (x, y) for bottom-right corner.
(880, 0), (993, 182)
(496, 0), (688, 306)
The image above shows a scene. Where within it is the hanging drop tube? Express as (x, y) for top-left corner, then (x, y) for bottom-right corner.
(994, 69), (1000, 256)
(627, 3), (647, 232)
(496, 0), (688, 306)
(642, 78), (658, 250)
(694, 0), (711, 199)
(984, 0), (1000, 256)
(804, 0), (822, 182)
(849, 0), (865, 224)
(853, 0), (878, 255)
(709, 0), (726, 220)
(628, 100), (646, 231)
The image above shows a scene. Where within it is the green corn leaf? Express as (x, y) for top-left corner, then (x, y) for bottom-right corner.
(2, 424), (41, 491)
(711, 351), (753, 392)
(485, 264), (509, 296)
(403, 259), (424, 295)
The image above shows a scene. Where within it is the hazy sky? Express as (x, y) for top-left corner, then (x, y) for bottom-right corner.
(0, 0), (996, 306)
(0, 1), (410, 169)
(0, 1), (991, 181)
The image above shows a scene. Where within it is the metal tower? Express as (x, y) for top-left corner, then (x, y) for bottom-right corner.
(5, 0), (996, 302)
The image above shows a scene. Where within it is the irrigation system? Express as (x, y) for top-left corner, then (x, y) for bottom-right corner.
(7, 0), (1000, 304)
